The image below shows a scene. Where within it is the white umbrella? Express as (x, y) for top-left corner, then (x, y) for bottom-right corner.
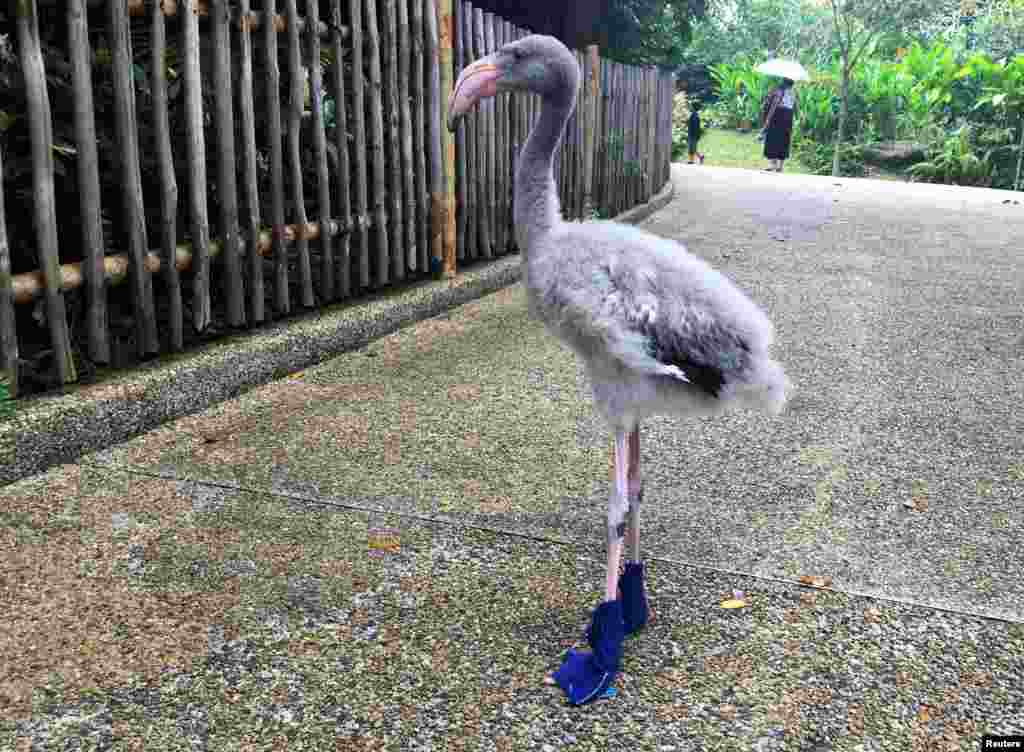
(754, 59), (810, 82)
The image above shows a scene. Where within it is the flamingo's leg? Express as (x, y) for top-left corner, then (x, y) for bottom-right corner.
(621, 425), (649, 635)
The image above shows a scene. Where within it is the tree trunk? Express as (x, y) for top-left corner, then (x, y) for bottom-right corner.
(833, 60), (850, 177)
(1015, 112), (1024, 191)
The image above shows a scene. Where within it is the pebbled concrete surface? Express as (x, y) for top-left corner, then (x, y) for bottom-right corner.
(2, 165), (1023, 749)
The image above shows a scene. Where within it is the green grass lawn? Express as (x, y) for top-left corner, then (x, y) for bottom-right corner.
(686, 127), (909, 182)
(685, 127), (816, 175)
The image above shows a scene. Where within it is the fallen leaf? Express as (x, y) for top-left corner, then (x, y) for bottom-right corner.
(864, 607), (883, 623)
(917, 704), (936, 722)
(720, 598), (747, 609)
(719, 703), (737, 720)
(798, 575), (833, 588)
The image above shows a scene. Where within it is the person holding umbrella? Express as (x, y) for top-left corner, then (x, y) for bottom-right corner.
(754, 59), (809, 173)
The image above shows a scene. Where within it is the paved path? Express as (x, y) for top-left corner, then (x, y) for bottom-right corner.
(3, 166), (1022, 749)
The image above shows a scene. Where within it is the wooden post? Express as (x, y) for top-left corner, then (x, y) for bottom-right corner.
(284, 0), (315, 306)
(69, 0), (112, 361)
(350, 0), (370, 289)
(411, 0), (429, 272)
(365, 0), (389, 287)
(307, 0), (334, 301)
(382, 0), (404, 281)
(17, 0), (77, 383)
(264, 0), (289, 314)
(439, 0), (457, 276)
(0, 144), (17, 397)
(425, 0), (444, 273)
(212, 0), (245, 326)
(330, 0), (353, 299)
(183, 0), (213, 327)
(461, 1), (477, 260)
(453, 0), (467, 260)
(238, 0), (265, 323)
(109, 0), (160, 355)
(473, 7), (491, 258)
(397, 0), (417, 273)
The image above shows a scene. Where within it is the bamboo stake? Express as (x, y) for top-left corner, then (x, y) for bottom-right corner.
(109, 0), (160, 355)
(264, 0), (289, 314)
(183, 0), (213, 328)
(285, 0), (315, 306)
(69, 0), (111, 362)
(425, 0), (444, 273)
(18, 0), (76, 383)
(151, 0), (183, 348)
(381, 0), (404, 281)
(397, 0), (417, 272)
(237, 0), (264, 324)
(648, 68), (658, 199)
(474, 8), (492, 258)
(0, 144), (17, 397)
(212, 0), (244, 326)
(439, 0), (457, 275)
(364, 0), (389, 286)
(453, 0), (466, 260)
(9, 221), (339, 306)
(307, 0), (334, 300)
(411, 0), (429, 271)
(330, 0), (352, 299)
(349, 0), (370, 289)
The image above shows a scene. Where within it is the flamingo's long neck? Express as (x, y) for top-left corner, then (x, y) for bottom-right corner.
(514, 92), (575, 254)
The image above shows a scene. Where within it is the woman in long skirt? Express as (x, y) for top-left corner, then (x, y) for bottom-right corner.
(761, 78), (796, 172)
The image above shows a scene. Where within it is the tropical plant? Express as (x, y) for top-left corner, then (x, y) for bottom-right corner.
(960, 52), (1024, 188)
(709, 58), (773, 127)
(906, 124), (995, 185)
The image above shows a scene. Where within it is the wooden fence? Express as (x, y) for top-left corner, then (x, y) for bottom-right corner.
(0, 0), (674, 399)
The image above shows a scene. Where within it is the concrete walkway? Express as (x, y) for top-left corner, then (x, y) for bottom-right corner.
(2, 165), (1022, 749)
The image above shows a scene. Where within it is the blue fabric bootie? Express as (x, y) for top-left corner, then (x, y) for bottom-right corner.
(554, 599), (624, 705)
(620, 561), (648, 635)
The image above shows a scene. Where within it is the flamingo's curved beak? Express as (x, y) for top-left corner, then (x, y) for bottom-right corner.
(447, 59), (501, 132)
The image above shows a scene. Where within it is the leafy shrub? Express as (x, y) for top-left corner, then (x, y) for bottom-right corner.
(906, 124), (994, 186)
(793, 137), (867, 177)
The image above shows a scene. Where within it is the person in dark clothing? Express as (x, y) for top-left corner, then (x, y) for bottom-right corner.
(761, 78), (796, 172)
(687, 105), (704, 165)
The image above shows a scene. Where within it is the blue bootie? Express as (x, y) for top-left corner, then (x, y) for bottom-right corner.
(620, 561), (648, 635)
(554, 600), (624, 705)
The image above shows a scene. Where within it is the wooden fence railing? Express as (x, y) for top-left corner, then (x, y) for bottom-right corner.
(0, 0), (674, 399)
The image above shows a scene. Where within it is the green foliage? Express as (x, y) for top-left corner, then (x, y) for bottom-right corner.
(600, 0), (703, 67)
(709, 58), (773, 127)
(906, 124), (995, 185)
(793, 138), (866, 176)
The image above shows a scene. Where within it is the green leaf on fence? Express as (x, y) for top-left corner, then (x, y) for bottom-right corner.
(0, 111), (17, 132)
(52, 143), (78, 158)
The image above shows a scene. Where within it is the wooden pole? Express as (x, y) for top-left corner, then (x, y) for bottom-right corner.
(109, 0), (160, 355)
(397, 0), (417, 273)
(307, 0), (334, 301)
(17, 0), (76, 383)
(183, 0), (213, 328)
(69, 0), (112, 361)
(425, 0), (442, 268)
(212, 0), (245, 326)
(438, 0), (456, 276)
(453, 0), (466, 261)
(0, 144), (18, 397)
(582, 45), (598, 219)
(264, 0), (289, 314)
(330, 0), (352, 299)
(473, 7), (492, 258)
(460, 1), (477, 260)
(285, 0), (315, 306)
(9, 221), (340, 306)
(364, 0), (390, 286)
(382, 0), (404, 281)
(349, 0), (370, 290)
(494, 18), (506, 253)
(237, 0), (265, 324)
(411, 0), (429, 272)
